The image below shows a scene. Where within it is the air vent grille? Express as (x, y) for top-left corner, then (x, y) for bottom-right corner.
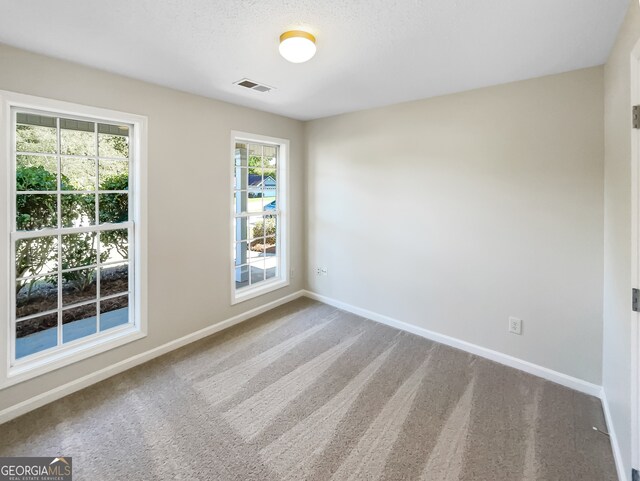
(233, 78), (275, 93)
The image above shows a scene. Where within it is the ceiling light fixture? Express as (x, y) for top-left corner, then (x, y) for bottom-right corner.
(279, 30), (316, 63)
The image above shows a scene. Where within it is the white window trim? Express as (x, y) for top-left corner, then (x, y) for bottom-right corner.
(230, 131), (290, 305)
(0, 90), (148, 389)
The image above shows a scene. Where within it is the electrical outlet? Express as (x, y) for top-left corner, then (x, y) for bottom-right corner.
(508, 317), (523, 335)
(316, 267), (328, 277)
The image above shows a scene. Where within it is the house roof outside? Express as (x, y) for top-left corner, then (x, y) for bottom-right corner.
(248, 174), (276, 188)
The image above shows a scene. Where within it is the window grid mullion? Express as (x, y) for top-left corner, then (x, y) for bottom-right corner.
(234, 210), (281, 218)
(56, 117), (63, 348)
(12, 221), (133, 240)
(233, 140), (282, 294)
(17, 190), (127, 195)
(14, 150), (129, 163)
(61, 297), (98, 315)
(12, 109), (135, 363)
(94, 123), (102, 332)
(13, 255), (129, 283)
(15, 307), (59, 324)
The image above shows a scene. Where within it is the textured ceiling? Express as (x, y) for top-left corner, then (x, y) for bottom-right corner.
(0, 0), (630, 120)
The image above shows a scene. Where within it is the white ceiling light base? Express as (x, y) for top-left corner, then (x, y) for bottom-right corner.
(279, 30), (316, 63)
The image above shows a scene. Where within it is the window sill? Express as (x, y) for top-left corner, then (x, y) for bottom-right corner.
(232, 278), (290, 305)
(1, 325), (146, 389)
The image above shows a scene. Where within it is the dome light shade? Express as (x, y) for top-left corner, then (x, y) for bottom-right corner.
(279, 30), (316, 63)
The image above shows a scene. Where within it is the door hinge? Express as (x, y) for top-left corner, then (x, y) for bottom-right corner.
(634, 105), (640, 129)
(633, 288), (640, 312)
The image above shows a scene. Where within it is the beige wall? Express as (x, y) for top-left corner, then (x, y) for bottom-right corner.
(305, 67), (605, 384)
(0, 35), (624, 457)
(604, 1), (640, 477)
(0, 44), (305, 411)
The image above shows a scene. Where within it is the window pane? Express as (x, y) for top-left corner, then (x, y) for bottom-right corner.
(62, 268), (97, 306)
(234, 167), (248, 190)
(265, 233), (277, 252)
(234, 143), (247, 165)
(263, 167), (277, 197)
(266, 258), (278, 280)
(250, 216), (276, 242)
(234, 241), (248, 267)
(250, 259), (266, 284)
(262, 145), (274, 159)
(249, 215), (266, 241)
(248, 143), (262, 158)
(248, 172), (263, 198)
(100, 295), (129, 331)
(60, 119), (96, 156)
(62, 232), (98, 270)
(16, 163), (58, 194)
(266, 216), (278, 237)
(99, 160), (128, 189)
(101, 228), (128, 263)
(250, 238), (266, 257)
(61, 157), (96, 191)
(15, 235), (58, 278)
(100, 263), (128, 297)
(16, 156), (57, 189)
(248, 158), (263, 177)
(263, 145), (277, 166)
(251, 232), (276, 257)
(16, 313), (58, 359)
(247, 195), (264, 213)
(15, 116), (57, 154)
(247, 243), (262, 265)
(16, 276), (58, 320)
(234, 191), (248, 213)
(263, 194), (276, 206)
(262, 166), (277, 178)
(99, 193), (128, 224)
(264, 198), (277, 213)
(61, 194), (95, 228)
(16, 194), (57, 231)
(63, 303), (97, 343)
(235, 265), (250, 289)
(234, 216), (248, 243)
(98, 124), (129, 159)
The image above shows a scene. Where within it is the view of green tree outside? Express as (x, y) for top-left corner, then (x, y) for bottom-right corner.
(14, 114), (132, 358)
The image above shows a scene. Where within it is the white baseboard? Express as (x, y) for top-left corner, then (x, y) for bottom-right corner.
(302, 290), (602, 398)
(302, 290), (632, 480)
(601, 389), (630, 481)
(0, 290), (305, 425)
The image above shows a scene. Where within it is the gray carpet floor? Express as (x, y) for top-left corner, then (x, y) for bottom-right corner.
(0, 298), (617, 480)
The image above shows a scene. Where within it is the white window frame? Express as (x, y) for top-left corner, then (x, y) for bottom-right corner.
(631, 37), (640, 474)
(0, 91), (148, 388)
(230, 131), (289, 304)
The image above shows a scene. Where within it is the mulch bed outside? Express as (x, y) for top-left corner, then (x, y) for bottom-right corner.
(16, 265), (129, 338)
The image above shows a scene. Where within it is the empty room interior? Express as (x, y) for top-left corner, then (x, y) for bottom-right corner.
(1, 0), (640, 480)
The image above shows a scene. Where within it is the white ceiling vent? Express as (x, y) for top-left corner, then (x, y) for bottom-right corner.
(233, 78), (275, 93)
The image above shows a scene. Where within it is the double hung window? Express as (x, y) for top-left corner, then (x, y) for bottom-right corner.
(1, 92), (147, 384)
(232, 133), (288, 303)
